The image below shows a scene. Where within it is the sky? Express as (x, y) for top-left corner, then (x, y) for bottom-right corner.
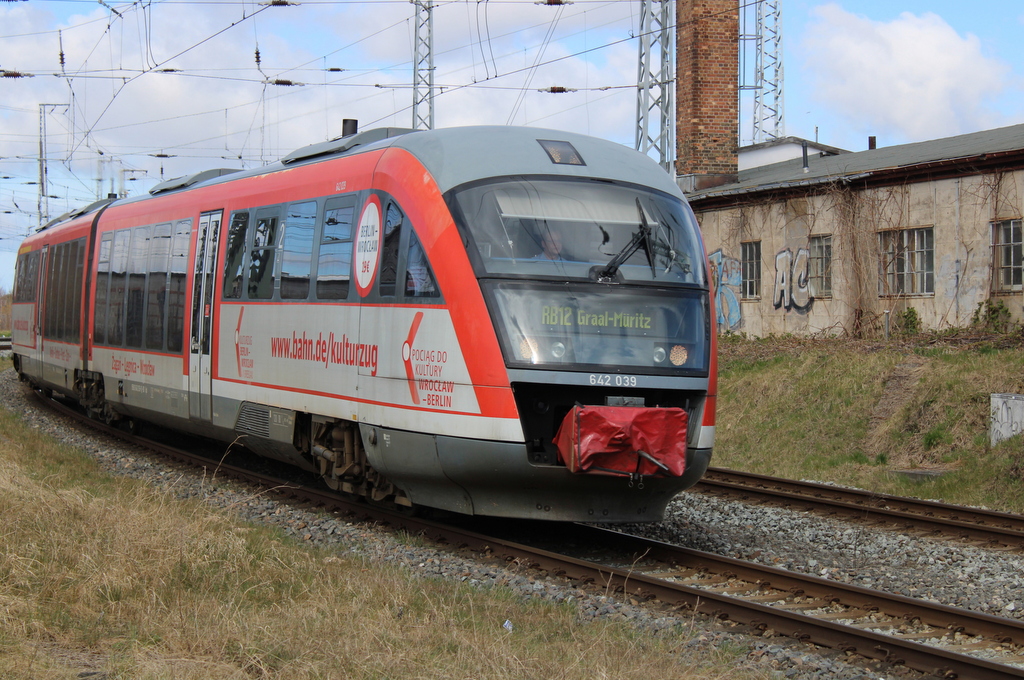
(1, 0), (1023, 292)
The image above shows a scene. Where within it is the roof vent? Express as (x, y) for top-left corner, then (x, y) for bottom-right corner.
(38, 197), (117, 231)
(281, 127), (416, 165)
(149, 168), (242, 196)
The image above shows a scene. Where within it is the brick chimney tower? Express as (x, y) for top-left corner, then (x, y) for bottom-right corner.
(676, 0), (739, 191)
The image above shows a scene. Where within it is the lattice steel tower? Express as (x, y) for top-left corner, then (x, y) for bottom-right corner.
(412, 0), (434, 130)
(635, 0), (674, 173)
(739, 0), (784, 144)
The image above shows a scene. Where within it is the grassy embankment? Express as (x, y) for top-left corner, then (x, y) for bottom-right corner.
(6, 329), (1024, 677)
(0, 356), (760, 680)
(714, 333), (1024, 513)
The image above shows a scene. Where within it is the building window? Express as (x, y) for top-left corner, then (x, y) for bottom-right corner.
(992, 219), (1023, 292)
(808, 234), (832, 298)
(741, 241), (761, 298)
(879, 227), (933, 296)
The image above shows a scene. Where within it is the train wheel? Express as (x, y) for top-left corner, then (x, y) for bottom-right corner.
(370, 494), (420, 516)
(123, 418), (143, 437)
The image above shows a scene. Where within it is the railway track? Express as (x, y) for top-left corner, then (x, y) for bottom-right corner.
(29, 389), (1024, 679)
(695, 467), (1024, 550)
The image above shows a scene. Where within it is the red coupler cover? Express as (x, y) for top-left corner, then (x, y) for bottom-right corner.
(553, 405), (688, 477)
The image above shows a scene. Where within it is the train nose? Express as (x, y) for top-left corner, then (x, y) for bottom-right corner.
(553, 404), (688, 478)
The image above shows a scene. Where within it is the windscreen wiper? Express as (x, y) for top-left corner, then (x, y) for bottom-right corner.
(597, 198), (656, 281)
(647, 201), (691, 275)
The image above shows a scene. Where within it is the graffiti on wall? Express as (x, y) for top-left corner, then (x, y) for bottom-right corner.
(773, 247), (814, 313)
(991, 393), (1024, 447)
(708, 249), (743, 330)
(707, 244), (816, 330)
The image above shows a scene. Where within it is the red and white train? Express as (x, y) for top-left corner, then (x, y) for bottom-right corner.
(13, 124), (716, 522)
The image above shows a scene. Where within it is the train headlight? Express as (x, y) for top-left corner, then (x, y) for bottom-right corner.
(653, 346), (667, 364)
(551, 341), (566, 359)
(519, 337), (539, 363)
(670, 345), (689, 366)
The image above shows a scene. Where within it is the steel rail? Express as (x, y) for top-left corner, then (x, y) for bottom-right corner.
(28, 389), (1024, 679)
(576, 524), (1024, 646)
(698, 467), (1024, 548)
(379, 518), (1024, 680)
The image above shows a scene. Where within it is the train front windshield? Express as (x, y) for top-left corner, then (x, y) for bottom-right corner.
(449, 177), (710, 375)
(452, 178), (705, 285)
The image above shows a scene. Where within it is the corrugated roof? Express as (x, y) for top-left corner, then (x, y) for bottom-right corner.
(689, 122), (1024, 199)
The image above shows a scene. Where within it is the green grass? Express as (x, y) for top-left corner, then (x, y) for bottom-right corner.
(714, 336), (1024, 513)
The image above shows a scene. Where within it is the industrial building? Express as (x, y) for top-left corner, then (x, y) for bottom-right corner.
(686, 126), (1024, 336)
(675, 0), (1024, 336)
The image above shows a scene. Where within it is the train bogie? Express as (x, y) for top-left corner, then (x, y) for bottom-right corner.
(13, 125), (717, 522)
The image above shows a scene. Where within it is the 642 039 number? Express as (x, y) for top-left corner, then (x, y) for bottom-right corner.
(589, 374), (638, 387)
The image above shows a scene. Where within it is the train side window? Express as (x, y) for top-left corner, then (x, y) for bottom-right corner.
(404, 231), (440, 298)
(316, 196), (354, 300)
(145, 223), (172, 351)
(379, 202), (403, 297)
(248, 208), (279, 300)
(45, 239), (83, 343)
(281, 201), (316, 300)
(125, 226), (150, 348)
(14, 251), (40, 303)
(166, 219), (191, 353)
(69, 240), (84, 342)
(57, 242), (70, 340)
(107, 229), (131, 346)
(43, 242), (64, 341)
(94, 235), (113, 345)
(222, 211), (249, 299)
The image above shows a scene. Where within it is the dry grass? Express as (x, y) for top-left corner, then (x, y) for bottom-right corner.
(715, 333), (1024, 513)
(14, 327), (1022, 678)
(0, 363), (766, 680)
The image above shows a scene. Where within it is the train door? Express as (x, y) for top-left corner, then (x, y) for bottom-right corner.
(30, 245), (49, 371)
(188, 211), (223, 421)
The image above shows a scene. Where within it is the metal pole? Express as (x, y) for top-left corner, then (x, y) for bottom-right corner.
(635, 0), (673, 172)
(37, 103), (68, 224)
(38, 105), (45, 225)
(412, 0), (434, 130)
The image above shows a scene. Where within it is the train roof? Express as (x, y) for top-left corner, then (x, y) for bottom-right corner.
(35, 197), (116, 232)
(162, 125), (682, 198)
(41, 126), (684, 228)
(389, 126), (683, 197)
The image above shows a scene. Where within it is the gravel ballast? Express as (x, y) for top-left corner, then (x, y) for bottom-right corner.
(5, 366), (1020, 679)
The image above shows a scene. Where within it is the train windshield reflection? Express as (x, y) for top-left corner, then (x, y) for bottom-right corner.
(450, 178), (705, 285)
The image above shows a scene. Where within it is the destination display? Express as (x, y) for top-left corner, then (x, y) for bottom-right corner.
(485, 281), (708, 373)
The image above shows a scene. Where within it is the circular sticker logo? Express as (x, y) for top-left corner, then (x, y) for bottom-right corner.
(354, 196), (382, 297)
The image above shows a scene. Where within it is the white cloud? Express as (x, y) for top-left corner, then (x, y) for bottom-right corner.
(800, 4), (1010, 143)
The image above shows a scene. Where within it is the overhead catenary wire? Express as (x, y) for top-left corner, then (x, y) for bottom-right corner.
(7, 0), (639, 158)
(506, 2), (563, 125)
(0, 0), (721, 232)
(66, 3), (273, 159)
